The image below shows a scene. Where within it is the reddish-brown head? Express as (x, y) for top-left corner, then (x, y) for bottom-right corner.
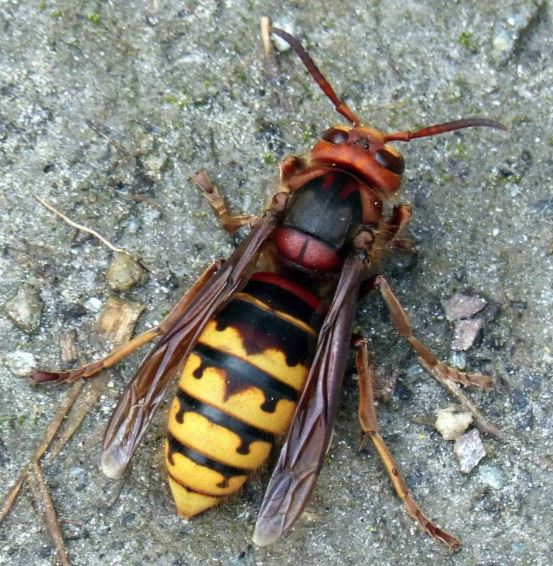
(311, 124), (405, 194)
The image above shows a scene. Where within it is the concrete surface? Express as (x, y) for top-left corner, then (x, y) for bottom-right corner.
(1, 1), (551, 565)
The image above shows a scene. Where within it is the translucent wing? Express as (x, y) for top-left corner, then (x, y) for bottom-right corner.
(101, 213), (279, 478)
(253, 254), (367, 546)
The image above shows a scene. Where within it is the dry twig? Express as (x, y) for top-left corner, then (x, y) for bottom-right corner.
(33, 195), (153, 273)
(28, 462), (70, 566)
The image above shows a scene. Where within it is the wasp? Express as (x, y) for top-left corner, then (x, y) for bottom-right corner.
(33, 22), (505, 550)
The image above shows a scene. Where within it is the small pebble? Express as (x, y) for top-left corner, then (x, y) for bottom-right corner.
(435, 406), (473, 440)
(5, 283), (43, 333)
(454, 429), (486, 473)
(5, 350), (37, 377)
(453, 318), (485, 351)
(106, 253), (144, 292)
(441, 293), (486, 321)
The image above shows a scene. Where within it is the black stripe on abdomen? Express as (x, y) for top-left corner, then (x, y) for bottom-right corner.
(213, 298), (316, 368)
(193, 343), (300, 411)
(167, 433), (247, 489)
(242, 279), (317, 325)
(175, 389), (276, 450)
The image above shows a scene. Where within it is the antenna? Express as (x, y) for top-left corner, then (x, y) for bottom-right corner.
(384, 118), (507, 142)
(270, 27), (507, 139)
(271, 26), (361, 126)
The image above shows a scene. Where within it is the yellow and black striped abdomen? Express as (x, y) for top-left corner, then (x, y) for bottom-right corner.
(165, 272), (322, 517)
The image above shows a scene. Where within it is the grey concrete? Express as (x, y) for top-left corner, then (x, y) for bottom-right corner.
(1, 1), (551, 565)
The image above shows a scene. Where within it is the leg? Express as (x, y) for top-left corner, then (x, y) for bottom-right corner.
(383, 204), (417, 252)
(386, 204), (413, 242)
(374, 276), (502, 438)
(353, 337), (461, 551)
(33, 260), (223, 384)
(374, 275), (492, 390)
(279, 157), (337, 192)
(193, 171), (260, 235)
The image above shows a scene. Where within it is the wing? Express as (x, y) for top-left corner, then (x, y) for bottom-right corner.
(101, 212), (279, 478)
(253, 253), (368, 546)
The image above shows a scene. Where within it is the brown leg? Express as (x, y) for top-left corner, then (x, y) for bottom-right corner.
(193, 171), (259, 235)
(386, 204), (413, 242)
(353, 337), (461, 551)
(33, 260), (223, 384)
(374, 276), (492, 390)
(382, 205), (416, 252)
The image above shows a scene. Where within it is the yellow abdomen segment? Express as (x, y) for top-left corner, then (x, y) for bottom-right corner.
(165, 275), (321, 518)
(168, 400), (272, 470)
(178, 353), (299, 435)
(199, 319), (310, 390)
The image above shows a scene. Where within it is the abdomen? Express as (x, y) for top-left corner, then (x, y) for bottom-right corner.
(165, 272), (322, 516)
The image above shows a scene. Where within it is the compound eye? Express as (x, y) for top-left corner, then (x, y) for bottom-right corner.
(375, 149), (405, 174)
(322, 127), (348, 144)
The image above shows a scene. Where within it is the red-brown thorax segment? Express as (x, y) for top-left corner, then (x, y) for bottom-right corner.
(311, 124), (405, 195)
(275, 226), (342, 273)
(274, 171), (367, 274)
